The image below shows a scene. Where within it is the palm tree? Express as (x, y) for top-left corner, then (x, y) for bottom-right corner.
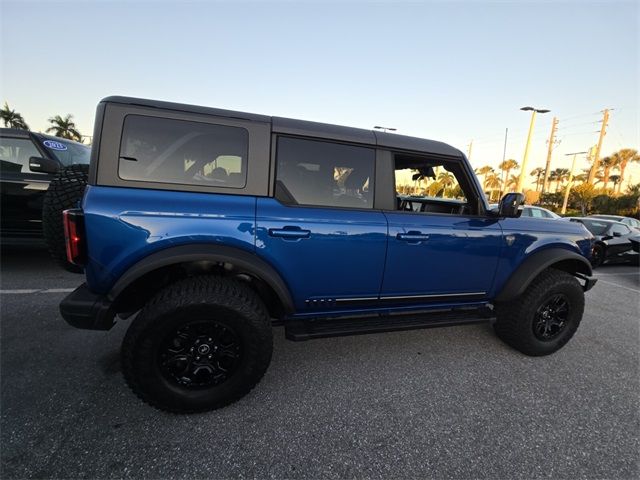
(498, 159), (519, 194)
(573, 173), (588, 183)
(484, 172), (502, 202)
(0, 102), (29, 129)
(505, 174), (519, 192)
(609, 175), (621, 190)
(437, 171), (455, 197)
(530, 167), (544, 191)
(476, 165), (494, 191)
(611, 149), (640, 194)
(46, 114), (82, 141)
(548, 170), (559, 193)
(553, 168), (570, 192)
(599, 156), (618, 190)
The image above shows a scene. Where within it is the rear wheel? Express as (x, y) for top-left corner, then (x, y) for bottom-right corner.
(42, 164), (89, 273)
(494, 269), (584, 356)
(121, 276), (273, 413)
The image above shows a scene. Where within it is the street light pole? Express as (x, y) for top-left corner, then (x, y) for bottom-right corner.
(373, 126), (397, 133)
(561, 151), (588, 214)
(516, 106), (550, 193)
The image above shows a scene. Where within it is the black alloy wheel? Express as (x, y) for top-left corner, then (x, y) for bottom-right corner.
(533, 293), (569, 341)
(591, 244), (605, 268)
(122, 276), (273, 413)
(159, 320), (242, 388)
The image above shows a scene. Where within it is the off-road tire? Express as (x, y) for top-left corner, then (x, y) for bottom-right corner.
(42, 164), (89, 273)
(121, 276), (273, 413)
(591, 243), (605, 268)
(494, 269), (584, 356)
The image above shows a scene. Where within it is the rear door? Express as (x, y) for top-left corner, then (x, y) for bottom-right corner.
(256, 136), (387, 312)
(0, 134), (53, 241)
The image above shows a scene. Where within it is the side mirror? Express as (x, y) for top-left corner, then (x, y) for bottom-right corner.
(29, 156), (60, 174)
(499, 192), (525, 218)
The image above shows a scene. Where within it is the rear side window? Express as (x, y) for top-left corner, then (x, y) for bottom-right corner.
(119, 115), (248, 188)
(276, 137), (375, 209)
(529, 208), (545, 218)
(0, 137), (42, 173)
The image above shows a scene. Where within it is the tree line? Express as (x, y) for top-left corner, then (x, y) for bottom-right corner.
(1, 102), (84, 143)
(475, 151), (639, 199)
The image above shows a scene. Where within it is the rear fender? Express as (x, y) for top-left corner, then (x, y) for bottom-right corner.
(109, 244), (295, 314)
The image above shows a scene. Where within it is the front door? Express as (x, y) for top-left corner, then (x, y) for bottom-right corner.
(256, 136), (387, 312)
(382, 212), (502, 302)
(379, 153), (502, 305)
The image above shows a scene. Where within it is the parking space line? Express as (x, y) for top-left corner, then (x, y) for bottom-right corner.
(0, 288), (75, 294)
(594, 272), (639, 276)
(595, 279), (640, 293)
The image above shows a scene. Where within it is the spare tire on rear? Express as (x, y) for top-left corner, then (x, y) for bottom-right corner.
(42, 164), (89, 273)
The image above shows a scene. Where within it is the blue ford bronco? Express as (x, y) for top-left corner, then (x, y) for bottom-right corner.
(59, 97), (597, 413)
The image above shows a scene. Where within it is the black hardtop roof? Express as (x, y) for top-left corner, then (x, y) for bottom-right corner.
(0, 128), (31, 138)
(33, 131), (87, 146)
(101, 96), (462, 158)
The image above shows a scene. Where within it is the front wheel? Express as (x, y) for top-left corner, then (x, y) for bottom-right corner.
(591, 243), (605, 268)
(494, 269), (585, 356)
(121, 276), (273, 413)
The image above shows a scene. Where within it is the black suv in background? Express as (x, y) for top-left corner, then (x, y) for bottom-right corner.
(0, 128), (90, 245)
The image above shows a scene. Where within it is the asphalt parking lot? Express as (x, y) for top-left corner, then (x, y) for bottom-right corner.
(1, 249), (638, 479)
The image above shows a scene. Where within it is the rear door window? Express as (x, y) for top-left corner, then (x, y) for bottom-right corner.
(119, 115), (248, 188)
(275, 137), (375, 209)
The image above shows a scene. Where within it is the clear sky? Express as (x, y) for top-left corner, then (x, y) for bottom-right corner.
(1, 0), (638, 188)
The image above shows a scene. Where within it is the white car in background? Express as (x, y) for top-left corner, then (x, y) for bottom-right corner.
(520, 205), (561, 219)
(488, 204), (561, 219)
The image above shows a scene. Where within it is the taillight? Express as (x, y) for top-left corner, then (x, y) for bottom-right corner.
(63, 209), (86, 266)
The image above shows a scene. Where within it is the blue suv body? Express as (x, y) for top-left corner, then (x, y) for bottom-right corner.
(60, 97), (596, 413)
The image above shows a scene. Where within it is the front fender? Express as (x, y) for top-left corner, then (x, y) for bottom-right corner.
(495, 247), (594, 302)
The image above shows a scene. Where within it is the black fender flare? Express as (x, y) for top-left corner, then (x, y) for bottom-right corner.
(495, 247), (593, 302)
(108, 244), (295, 314)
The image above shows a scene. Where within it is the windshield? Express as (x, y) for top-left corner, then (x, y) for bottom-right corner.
(574, 219), (610, 236)
(38, 136), (90, 166)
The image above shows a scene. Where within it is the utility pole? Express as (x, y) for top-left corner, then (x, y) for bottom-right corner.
(540, 116), (559, 196)
(561, 151), (588, 214)
(467, 140), (473, 161)
(587, 109), (610, 184)
(502, 128), (508, 162)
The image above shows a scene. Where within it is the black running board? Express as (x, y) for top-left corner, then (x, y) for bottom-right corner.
(285, 308), (492, 341)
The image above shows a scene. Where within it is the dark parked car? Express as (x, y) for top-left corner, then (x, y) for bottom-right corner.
(565, 217), (639, 267)
(0, 128), (90, 245)
(588, 214), (640, 232)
